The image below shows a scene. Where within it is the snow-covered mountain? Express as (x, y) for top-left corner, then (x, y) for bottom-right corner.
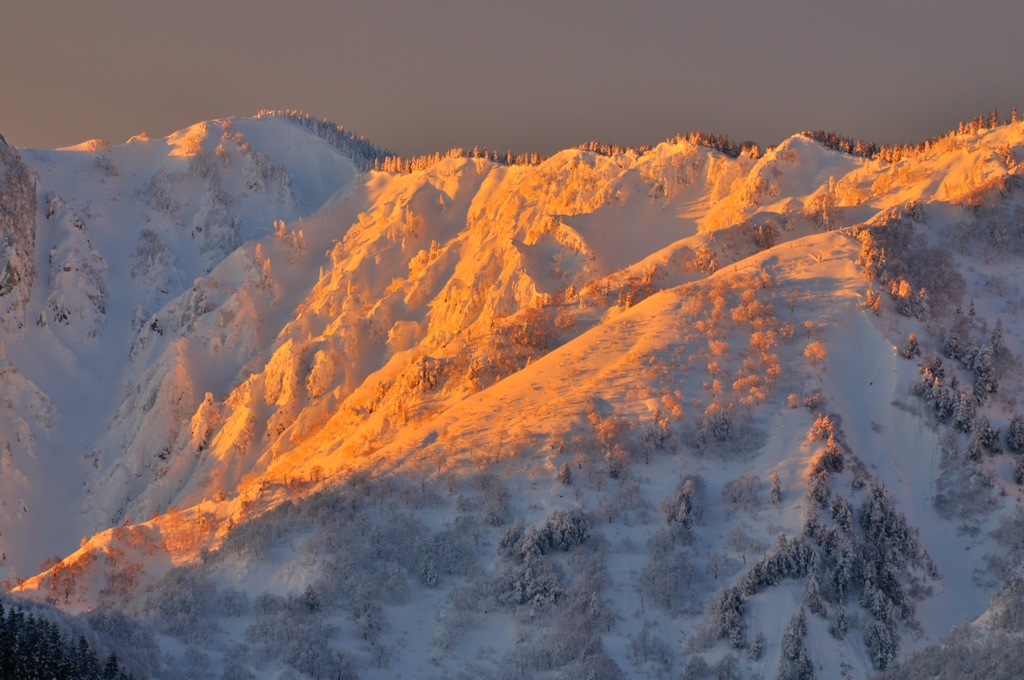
(4, 110), (1024, 679)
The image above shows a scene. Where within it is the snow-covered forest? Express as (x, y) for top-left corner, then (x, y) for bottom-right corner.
(4, 109), (1024, 679)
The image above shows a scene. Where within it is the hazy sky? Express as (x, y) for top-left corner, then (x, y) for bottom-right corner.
(4, 1), (1024, 156)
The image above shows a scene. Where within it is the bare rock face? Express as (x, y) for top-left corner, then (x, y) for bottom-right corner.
(0, 135), (37, 328)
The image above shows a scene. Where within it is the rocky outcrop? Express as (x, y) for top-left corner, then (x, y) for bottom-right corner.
(0, 135), (37, 329)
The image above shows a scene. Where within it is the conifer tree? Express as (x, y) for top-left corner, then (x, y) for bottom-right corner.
(770, 472), (782, 505)
(1008, 414), (1024, 453)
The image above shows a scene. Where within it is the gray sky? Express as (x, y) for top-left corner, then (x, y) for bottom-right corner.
(4, 0), (1024, 156)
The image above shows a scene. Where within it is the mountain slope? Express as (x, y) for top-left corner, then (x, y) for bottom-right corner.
(4, 113), (1024, 679)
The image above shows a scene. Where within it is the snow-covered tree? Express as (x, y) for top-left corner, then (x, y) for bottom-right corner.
(660, 474), (707, 529)
(1008, 414), (1024, 453)
(899, 333), (921, 359)
(779, 607), (815, 680)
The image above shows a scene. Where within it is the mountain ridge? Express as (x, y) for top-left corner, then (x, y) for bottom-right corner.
(2, 111), (1024, 679)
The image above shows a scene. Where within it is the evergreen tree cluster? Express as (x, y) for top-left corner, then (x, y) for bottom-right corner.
(801, 129), (879, 159)
(497, 509), (591, 562)
(910, 355), (981, 432)
(966, 415), (1002, 460)
(575, 140), (653, 157)
(577, 131), (760, 160)
(1006, 414), (1024, 485)
(260, 105), (1020, 180)
(0, 600), (133, 680)
(778, 608), (815, 680)
(941, 315), (1002, 403)
(664, 131), (760, 159)
(256, 109), (393, 171)
(493, 509), (593, 610)
(803, 106), (1017, 164)
(371, 128), (763, 176)
(854, 203), (965, 319)
(708, 417), (934, 671)
(374, 146), (546, 174)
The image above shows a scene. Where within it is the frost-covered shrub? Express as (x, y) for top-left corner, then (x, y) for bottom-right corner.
(428, 529), (474, 577)
(499, 509), (591, 564)
(559, 572), (614, 637)
(220, 504), (298, 562)
(695, 409), (732, 447)
(122, 565), (216, 643)
(479, 475), (513, 527)
(626, 623), (674, 673)
(721, 475), (762, 513)
(244, 607), (357, 679)
(989, 574), (1024, 632)
(725, 523), (767, 554)
(640, 417), (674, 461)
(874, 622), (1024, 679)
(639, 550), (703, 615)
(854, 212), (964, 316)
(433, 575), (497, 649)
(145, 169), (174, 214)
(192, 189), (241, 271)
(219, 644), (255, 680)
(94, 153), (119, 177)
(85, 608), (162, 678)
(715, 654), (741, 680)
(544, 509), (591, 551)
(694, 243), (719, 274)
(496, 548), (614, 671)
(494, 554), (565, 609)
(301, 509), (434, 607)
(217, 587), (250, 617)
(804, 391), (824, 410)
(559, 640), (625, 680)
(934, 431), (996, 521)
(252, 592), (285, 616)
(681, 655), (711, 680)
(352, 599), (390, 643)
(241, 148), (292, 197)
